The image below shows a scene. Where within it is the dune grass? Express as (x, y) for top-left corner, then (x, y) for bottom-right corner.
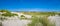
(26, 12), (56, 26)
(28, 15), (55, 26)
(0, 22), (2, 26)
(0, 10), (59, 26)
(0, 10), (18, 26)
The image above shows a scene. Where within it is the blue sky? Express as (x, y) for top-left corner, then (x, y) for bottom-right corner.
(0, 0), (60, 12)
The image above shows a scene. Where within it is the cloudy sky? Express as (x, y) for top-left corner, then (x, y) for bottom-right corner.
(0, 0), (60, 12)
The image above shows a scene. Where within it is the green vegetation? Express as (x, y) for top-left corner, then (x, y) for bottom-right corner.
(20, 15), (26, 20)
(0, 10), (11, 13)
(21, 15), (25, 17)
(22, 12), (57, 26)
(2, 13), (18, 17)
(58, 13), (60, 16)
(20, 15), (29, 20)
(0, 22), (2, 26)
(0, 10), (18, 17)
(0, 10), (18, 26)
(22, 12), (58, 16)
(28, 16), (55, 26)
(0, 10), (18, 20)
(0, 10), (60, 26)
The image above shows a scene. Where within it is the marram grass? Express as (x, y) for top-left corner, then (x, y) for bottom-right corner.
(28, 16), (55, 26)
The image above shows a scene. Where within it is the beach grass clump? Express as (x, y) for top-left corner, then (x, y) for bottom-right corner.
(0, 10), (18, 26)
(0, 10), (18, 17)
(0, 22), (2, 26)
(28, 15), (55, 26)
(20, 15), (28, 20)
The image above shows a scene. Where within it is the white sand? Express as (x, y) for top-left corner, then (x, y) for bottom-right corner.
(2, 12), (32, 26)
(48, 15), (60, 26)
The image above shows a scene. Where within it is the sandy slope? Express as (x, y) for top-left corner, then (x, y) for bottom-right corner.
(48, 15), (60, 26)
(2, 12), (32, 26)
